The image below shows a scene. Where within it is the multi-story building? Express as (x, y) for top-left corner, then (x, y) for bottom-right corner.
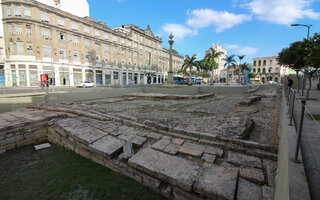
(205, 42), (227, 82)
(252, 55), (288, 84)
(1, 0), (183, 87)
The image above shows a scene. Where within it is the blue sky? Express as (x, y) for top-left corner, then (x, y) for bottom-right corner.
(87, 0), (320, 63)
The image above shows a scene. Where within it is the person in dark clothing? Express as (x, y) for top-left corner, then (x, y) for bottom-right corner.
(287, 77), (293, 95)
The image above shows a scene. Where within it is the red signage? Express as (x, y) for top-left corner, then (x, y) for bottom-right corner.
(41, 74), (48, 85)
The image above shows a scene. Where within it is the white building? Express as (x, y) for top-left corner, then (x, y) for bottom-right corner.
(205, 42), (227, 82)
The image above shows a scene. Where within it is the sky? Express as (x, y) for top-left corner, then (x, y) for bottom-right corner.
(87, 0), (320, 63)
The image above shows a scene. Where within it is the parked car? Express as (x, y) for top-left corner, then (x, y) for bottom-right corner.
(77, 81), (96, 88)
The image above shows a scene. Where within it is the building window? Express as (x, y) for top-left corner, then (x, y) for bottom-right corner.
(27, 43), (33, 55)
(24, 7), (31, 18)
(270, 60), (273, 65)
(41, 12), (49, 22)
(7, 6), (12, 16)
(258, 68), (261, 73)
(122, 48), (125, 55)
(113, 35), (117, 42)
(10, 42), (15, 55)
(96, 55), (100, 63)
(262, 68), (266, 74)
(72, 22), (78, 31)
(59, 48), (66, 59)
(59, 32), (65, 42)
(43, 45), (51, 57)
(42, 28), (50, 39)
(17, 42), (24, 55)
(113, 46), (117, 53)
(140, 36), (143, 42)
(121, 38), (125, 44)
(128, 40), (131, 46)
(73, 50), (79, 61)
(105, 44), (110, 52)
(26, 24), (32, 35)
(95, 43), (100, 50)
(263, 60), (266, 66)
(84, 39), (90, 48)
(269, 67), (272, 73)
(258, 60), (261, 66)
(57, 17), (64, 27)
(95, 29), (100, 37)
(113, 72), (119, 80)
(253, 68), (256, 73)
(85, 52), (90, 62)
(8, 24), (13, 35)
(15, 24), (22, 35)
(253, 60), (256, 66)
(14, 6), (21, 16)
(84, 26), (90, 34)
(140, 44), (143, 50)
(105, 55), (109, 64)
(72, 36), (79, 45)
(104, 33), (109, 40)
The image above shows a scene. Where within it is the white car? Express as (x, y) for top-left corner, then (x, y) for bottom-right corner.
(77, 81), (96, 88)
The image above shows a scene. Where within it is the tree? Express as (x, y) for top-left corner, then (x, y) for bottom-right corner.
(239, 62), (250, 84)
(249, 72), (257, 79)
(223, 55), (236, 84)
(181, 54), (199, 84)
(238, 55), (245, 83)
(197, 71), (211, 78)
(205, 48), (224, 85)
(278, 41), (307, 92)
(305, 33), (320, 98)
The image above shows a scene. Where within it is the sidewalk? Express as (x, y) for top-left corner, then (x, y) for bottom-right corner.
(293, 89), (320, 200)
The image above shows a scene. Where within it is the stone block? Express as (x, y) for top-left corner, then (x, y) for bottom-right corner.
(194, 165), (238, 200)
(173, 187), (203, 200)
(151, 138), (171, 151)
(220, 162), (239, 172)
(118, 133), (135, 142)
(128, 148), (201, 192)
(237, 178), (262, 200)
(163, 143), (180, 155)
(179, 142), (205, 157)
(201, 153), (216, 163)
(172, 138), (184, 145)
(131, 135), (147, 147)
(123, 141), (134, 159)
(89, 135), (124, 158)
(263, 159), (277, 187)
(262, 186), (274, 200)
(142, 174), (161, 189)
(204, 145), (223, 157)
(145, 132), (162, 140)
(228, 152), (262, 168)
(239, 167), (265, 185)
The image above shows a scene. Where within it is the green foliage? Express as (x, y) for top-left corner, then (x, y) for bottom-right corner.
(238, 55), (245, 63)
(223, 55), (237, 68)
(182, 54), (199, 80)
(197, 71), (211, 78)
(240, 62), (250, 73)
(197, 58), (214, 72)
(172, 49), (178, 55)
(249, 72), (257, 78)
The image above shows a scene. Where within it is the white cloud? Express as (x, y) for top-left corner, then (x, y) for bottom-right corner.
(225, 44), (259, 55)
(242, 0), (320, 25)
(186, 9), (252, 32)
(161, 24), (197, 40)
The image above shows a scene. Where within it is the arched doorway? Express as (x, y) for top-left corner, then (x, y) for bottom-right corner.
(262, 77), (265, 84)
(274, 77), (279, 83)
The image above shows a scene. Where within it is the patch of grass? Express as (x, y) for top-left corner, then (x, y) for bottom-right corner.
(308, 113), (320, 121)
(157, 86), (188, 88)
(0, 145), (167, 200)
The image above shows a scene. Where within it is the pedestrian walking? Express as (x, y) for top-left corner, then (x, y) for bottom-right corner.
(287, 77), (293, 94)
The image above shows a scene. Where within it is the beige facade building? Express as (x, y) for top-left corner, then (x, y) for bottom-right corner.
(252, 55), (288, 84)
(1, 0), (183, 87)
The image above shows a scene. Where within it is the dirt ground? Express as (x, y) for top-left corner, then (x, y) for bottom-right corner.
(57, 85), (282, 146)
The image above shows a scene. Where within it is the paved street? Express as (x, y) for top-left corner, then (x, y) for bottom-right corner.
(293, 90), (320, 200)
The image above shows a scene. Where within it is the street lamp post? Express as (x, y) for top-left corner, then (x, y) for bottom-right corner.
(168, 33), (174, 84)
(291, 24), (312, 96)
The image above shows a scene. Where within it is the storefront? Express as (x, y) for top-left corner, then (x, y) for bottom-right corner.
(96, 70), (103, 85)
(122, 72), (127, 85)
(59, 67), (70, 86)
(29, 65), (38, 86)
(128, 73), (133, 84)
(73, 68), (82, 85)
(85, 69), (93, 82)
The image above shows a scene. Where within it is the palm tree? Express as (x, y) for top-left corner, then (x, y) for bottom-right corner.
(181, 54), (199, 84)
(205, 48), (224, 85)
(238, 55), (245, 83)
(239, 62), (250, 84)
(223, 55), (236, 84)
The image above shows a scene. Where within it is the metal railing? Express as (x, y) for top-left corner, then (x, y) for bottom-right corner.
(285, 85), (320, 162)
